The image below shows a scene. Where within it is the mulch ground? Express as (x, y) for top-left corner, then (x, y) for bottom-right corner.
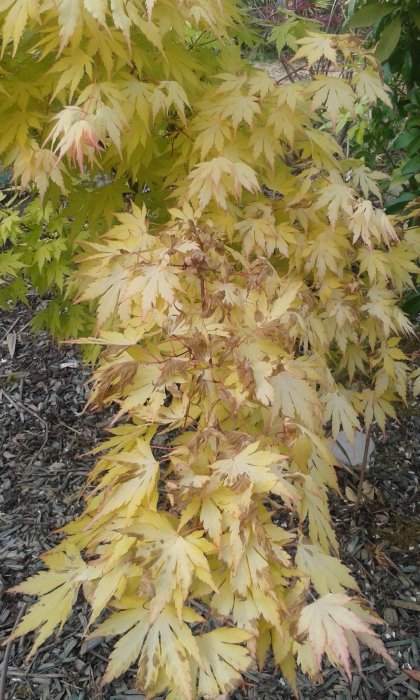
(0, 301), (419, 700)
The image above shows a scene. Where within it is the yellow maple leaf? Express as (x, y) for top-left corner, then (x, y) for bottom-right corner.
(7, 544), (96, 655)
(294, 33), (337, 68)
(188, 157), (259, 209)
(308, 76), (355, 124)
(298, 476), (338, 553)
(352, 69), (392, 107)
(1, 0), (41, 55)
(270, 369), (321, 431)
(297, 593), (392, 679)
(92, 439), (160, 519)
(315, 183), (355, 229)
(122, 262), (180, 316)
(88, 560), (134, 625)
(152, 80), (190, 124)
(248, 70), (275, 98)
(91, 601), (202, 697)
(48, 103), (124, 170)
(210, 441), (287, 492)
(125, 516), (216, 620)
(220, 93), (261, 131)
(351, 165), (386, 201)
(303, 230), (347, 280)
(323, 387), (360, 441)
(144, 0), (156, 21)
(193, 119), (232, 159)
(296, 544), (359, 596)
(358, 386), (397, 431)
(193, 628), (253, 698)
(12, 141), (66, 199)
(76, 262), (129, 329)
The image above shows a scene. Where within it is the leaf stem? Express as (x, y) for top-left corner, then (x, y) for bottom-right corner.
(355, 424), (372, 510)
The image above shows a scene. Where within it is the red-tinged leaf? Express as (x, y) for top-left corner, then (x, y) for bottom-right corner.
(297, 594), (389, 680)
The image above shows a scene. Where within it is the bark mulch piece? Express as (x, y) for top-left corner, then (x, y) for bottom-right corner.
(1, 303), (419, 699)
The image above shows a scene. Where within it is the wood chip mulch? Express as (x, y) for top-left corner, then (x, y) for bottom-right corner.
(0, 302), (419, 700)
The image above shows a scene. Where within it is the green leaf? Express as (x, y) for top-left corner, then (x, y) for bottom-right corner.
(400, 291), (420, 319)
(413, 10), (420, 32)
(401, 154), (420, 176)
(406, 135), (420, 157)
(409, 87), (420, 109)
(348, 2), (394, 28)
(393, 129), (420, 150)
(385, 192), (417, 214)
(269, 20), (298, 55)
(0, 250), (24, 279)
(406, 116), (420, 131)
(374, 18), (401, 63)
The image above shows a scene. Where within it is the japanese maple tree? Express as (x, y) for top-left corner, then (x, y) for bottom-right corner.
(1, 1), (418, 698)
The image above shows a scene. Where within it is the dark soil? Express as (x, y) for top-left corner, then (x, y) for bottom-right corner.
(0, 301), (419, 700)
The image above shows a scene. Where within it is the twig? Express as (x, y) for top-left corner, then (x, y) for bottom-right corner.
(26, 427), (49, 469)
(348, 552), (376, 584)
(0, 320), (30, 344)
(391, 599), (420, 613)
(334, 460), (355, 477)
(0, 318), (20, 344)
(54, 416), (81, 435)
(334, 438), (353, 469)
(355, 425), (372, 510)
(0, 603), (28, 700)
(0, 390), (47, 428)
(0, 390), (49, 467)
(326, 0), (339, 33)
(280, 57), (295, 83)
(275, 64), (303, 84)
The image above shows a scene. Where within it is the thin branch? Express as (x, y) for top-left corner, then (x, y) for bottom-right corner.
(0, 603), (28, 700)
(355, 425), (372, 510)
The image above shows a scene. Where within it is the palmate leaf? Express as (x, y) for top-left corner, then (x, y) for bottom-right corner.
(297, 594), (395, 680)
(309, 77), (355, 124)
(351, 166), (385, 201)
(299, 476), (338, 553)
(92, 600), (252, 699)
(314, 183), (355, 228)
(211, 572), (284, 634)
(293, 33), (337, 67)
(90, 440), (161, 519)
(322, 388), (360, 441)
(76, 262), (129, 329)
(270, 370), (321, 432)
(187, 157), (260, 209)
(412, 367), (420, 397)
(296, 544), (359, 596)
(209, 441), (285, 490)
(91, 601), (202, 697)
(124, 516), (217, 621)
(352, 70), (392, 107)
(192, 628), (253, 698)
(8, 545), (96, 656)
(0, 250), (24, 280)
(122, 262), (181, 315)
(219, 93), (261, 131)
